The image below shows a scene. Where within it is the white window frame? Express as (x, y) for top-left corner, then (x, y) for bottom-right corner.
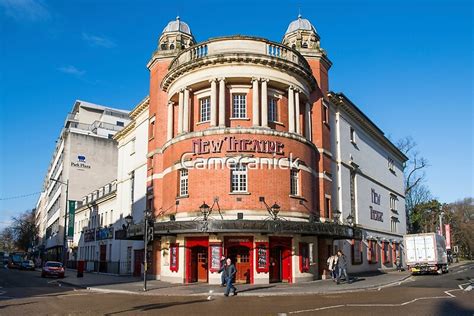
(290, 169), (299, 196)
(391, 218), (397, 232)
(390, 194), (397, 211)
(232, 94), (247, 119)
(199, 97), (211, 122)
(268, 97), (278, 122)
(230, 163), (247, 193)
(179, 169), (189, 197)
(388, 157), (395, 172)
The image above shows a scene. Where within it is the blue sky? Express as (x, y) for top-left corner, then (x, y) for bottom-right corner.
(0, 0), (472, 229)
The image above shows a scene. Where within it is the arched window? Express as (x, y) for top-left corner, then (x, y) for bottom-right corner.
(292, 44), (296, 49)
(302, 42), (308, 48)
(170, 43), (175, 50)
(160, 43), (167, 50)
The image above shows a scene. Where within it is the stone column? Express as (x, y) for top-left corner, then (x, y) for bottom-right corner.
(178, 90), (184, 134)
(305, 102), (312, 140)
(183, 88), (190, 132)
(261, 79), (268, 127)
(219, 78), (226, 127)
(295, 89), (301, 134)
(252, 78), (260, 126)
(167, 101), (173, 141)
(210, 79), (217, 127)
(288, 86), (295, 133)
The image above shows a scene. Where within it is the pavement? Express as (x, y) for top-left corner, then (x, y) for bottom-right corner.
(1, 261), (472, 315)
(59, 267), (412, 297)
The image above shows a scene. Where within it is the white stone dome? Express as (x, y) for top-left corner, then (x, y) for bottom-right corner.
(162, 16), (192, 35)
(285, 14), (317, 34)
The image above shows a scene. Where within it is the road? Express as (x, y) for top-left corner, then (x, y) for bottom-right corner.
(0, 263), (472, 316)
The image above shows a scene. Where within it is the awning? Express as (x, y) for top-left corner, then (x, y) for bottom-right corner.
(126, 220), (362, 240)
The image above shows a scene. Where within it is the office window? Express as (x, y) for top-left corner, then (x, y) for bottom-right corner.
(268, 98), (278, 122)
(323, 103), (329, 123)
(230, 163), (247, 192)
(149, 118), (155, 139)
(388, 157), (395, 172)
(179, 169), (189, 197)
(350, 127), (355, 143)
(391, 217), (398, 232)
(290, 169), (299, 196)
(199, 97), (211, 122)
(232, 94), (246, 118)
(390, 194), (397, 211)
(325, 197), (330, 219)
(116, 121), (124, 127)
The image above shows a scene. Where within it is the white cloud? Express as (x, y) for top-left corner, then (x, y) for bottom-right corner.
(82, 32), (116, 48)
(58, 65), (85, 77)
(0, 0), (50, 22)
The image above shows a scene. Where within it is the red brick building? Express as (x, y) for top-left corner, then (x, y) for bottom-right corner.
(140, 16), (361, 284)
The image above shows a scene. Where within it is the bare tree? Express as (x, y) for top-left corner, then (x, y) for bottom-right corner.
(11, 209), (38, 252)
(446, 198), (474, 258)
(397, 136), (430, 232)
(0, 227), (16, 253)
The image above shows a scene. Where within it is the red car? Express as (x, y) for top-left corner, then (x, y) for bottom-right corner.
(41, 261), (65, 278)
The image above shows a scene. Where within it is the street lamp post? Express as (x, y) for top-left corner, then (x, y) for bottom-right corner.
(438, 205), (444, 236)
(143, 209), (153, 292)
(50, 178), (69, 265)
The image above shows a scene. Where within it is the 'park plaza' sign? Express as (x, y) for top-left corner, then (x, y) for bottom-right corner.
(192, 136), (285, 155)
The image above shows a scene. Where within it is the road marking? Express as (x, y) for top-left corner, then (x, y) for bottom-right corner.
(289, 304), (345, 314)
(285, 289), (462, 314)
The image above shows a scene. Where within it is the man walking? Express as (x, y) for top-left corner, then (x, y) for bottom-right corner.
(336, 250), (351, 284)
(218, 255), (226, 286)
(223, 258), (237, 296)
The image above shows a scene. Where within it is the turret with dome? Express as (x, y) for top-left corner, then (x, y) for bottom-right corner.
(282, 14), (325, 55)
(158, 16), (196, 52)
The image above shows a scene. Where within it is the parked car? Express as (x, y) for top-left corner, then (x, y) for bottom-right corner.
(41, 261), (65, 278)
(20, 260), (35, 271)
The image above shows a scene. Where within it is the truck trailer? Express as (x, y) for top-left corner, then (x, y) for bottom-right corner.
(404, 233), (448, 275)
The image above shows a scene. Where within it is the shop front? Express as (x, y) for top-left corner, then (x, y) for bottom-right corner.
(126, 219), (361, 284)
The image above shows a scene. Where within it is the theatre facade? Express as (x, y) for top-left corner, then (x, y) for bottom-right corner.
(126, 15), (405, 284)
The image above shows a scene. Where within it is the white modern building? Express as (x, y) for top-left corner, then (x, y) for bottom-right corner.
(72, 97), (149, 275)
(328, 92), (408, 272)
(35, 100), (130, 262)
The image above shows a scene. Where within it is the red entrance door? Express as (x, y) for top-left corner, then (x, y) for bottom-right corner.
(269, 237), (292, 283)
(190, 246), (208, 283)
(224, 236), (253, 284)
(185, 237), (209, 283)
(134, 249), (144, 277)
(227, 246), (251, 284)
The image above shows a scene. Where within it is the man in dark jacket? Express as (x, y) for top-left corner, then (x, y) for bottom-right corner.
(218, 256), (226, 286)
(223, 258), (237, 296)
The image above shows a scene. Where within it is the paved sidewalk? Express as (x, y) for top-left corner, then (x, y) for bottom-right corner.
(59, 270), (410, 297)
(59, 261), (472, 297)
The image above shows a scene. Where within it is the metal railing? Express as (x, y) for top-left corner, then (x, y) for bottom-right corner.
(168, 38), (311, 72)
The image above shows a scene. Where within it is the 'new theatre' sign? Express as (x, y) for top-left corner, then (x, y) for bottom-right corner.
(192, 136), (285, 155)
